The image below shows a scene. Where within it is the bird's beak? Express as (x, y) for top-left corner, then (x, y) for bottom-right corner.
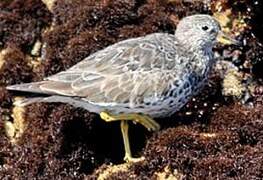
(217, 31), (241, 46)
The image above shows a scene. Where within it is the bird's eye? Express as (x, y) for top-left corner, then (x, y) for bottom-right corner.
(202, 26), (209, 31)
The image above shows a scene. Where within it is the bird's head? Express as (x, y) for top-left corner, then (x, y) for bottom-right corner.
(175, 14), (239, 50)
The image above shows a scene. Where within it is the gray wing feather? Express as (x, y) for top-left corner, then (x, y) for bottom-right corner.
(7, 82), (48, 94)
(7, 33), (180, 106)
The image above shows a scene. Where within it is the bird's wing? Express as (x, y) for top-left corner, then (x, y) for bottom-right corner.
(8, 33), (180, 106)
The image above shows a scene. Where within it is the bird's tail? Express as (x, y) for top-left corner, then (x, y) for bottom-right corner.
(13, 96), (102, 114)
(14, 97), (47, 107)
(6, 81), (49, 94)
(7, 83), (102, 113)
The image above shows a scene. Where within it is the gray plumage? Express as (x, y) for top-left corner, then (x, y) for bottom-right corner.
(7, 15), (221, 118)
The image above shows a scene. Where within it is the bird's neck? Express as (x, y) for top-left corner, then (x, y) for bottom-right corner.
(181, 41), (212, 53)
(190, 48), (214, 78)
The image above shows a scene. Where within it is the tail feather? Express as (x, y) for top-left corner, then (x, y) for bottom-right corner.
(7, 81), (75, 96)
(13, 96), (102, 114)
(14, 97), (46, 107)
(6, 81), (51, 95)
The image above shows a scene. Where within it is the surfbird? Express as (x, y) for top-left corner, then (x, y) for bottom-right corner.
(7, 14), (239, 162)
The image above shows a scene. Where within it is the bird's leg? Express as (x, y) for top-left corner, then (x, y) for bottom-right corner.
(100, 112), (160, 131)
(120, 120), (145, 162)
(100, 111), (160, 162)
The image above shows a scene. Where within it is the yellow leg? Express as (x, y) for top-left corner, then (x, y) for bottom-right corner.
(100, 112), (160, 131)
(100, 111), (160, 162)
(121, 121), (145, 162)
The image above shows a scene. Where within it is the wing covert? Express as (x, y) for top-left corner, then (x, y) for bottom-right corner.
(42, 33), (180, 106)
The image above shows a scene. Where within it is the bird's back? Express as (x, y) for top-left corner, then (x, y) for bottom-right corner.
(7, 33), (211, 117)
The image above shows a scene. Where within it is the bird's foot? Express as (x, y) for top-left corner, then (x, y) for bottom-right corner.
(124, 153), (145, 163)
(100, 111), (160, 131)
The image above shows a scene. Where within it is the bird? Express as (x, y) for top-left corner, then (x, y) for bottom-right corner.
(7, 14), (239, 162)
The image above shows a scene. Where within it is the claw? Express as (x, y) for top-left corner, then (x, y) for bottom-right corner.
(124, 154), (145, 163)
